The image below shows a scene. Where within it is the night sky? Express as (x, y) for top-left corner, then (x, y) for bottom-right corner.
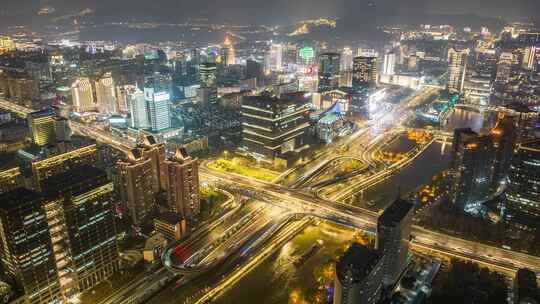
(1, 0), (539, 27)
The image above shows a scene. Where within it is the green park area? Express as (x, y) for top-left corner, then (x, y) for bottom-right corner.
(207, 158), (280, 182)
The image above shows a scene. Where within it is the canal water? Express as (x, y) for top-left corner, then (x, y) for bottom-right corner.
(359, 108), (498, 210)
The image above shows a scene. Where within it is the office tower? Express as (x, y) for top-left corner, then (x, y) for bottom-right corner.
(464, 48), (497, 103)
(383, 51), (396, 75)
(71, 77), (95, 113)
(474, 49), (498, 81)
(341, 47), (353, 72)
(447, 47), (469, 93)
(241, 92), (311, 160)
(116, 84), (137, 114)
(505, 140), (540, 231)
(95, 73), (117, 114)
(334, 243), (383, 304)
(317, 52), (341, 93)
(31, 144), (98, 192)
(490, 115), (517, 189)
(128, 88), (150, 129)
(144, 74), (171, 132)
(162, 148), (200, 219)
(222, 35), (236, 66)
(199, 62), (218, 104)
(53, 117), (72, 143)
(376, 197), (414, 286)
(0, 189), (61, 304)
(140, 135), (167, 192)
(298, 46), (315, 66)
(0, 167), (23, 194)
(352, 56), (379, 90)
(265, 43), (283, 72)
(522, 46), (537, 70)
(450, 128), (494, 212)
(117, 148), (157, 225)
(27, 109), (56, 146)
(513, 268), (539, 304)
(42, 165), (119, 295)
(246, 59), (264, 85)
(407, 55), (419, 72)
(496, 52), (514, 84)
(282, 43), (298, 71)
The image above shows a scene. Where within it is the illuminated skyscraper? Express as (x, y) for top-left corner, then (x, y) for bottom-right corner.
(318, 52), (341, 92)
(162, 148), (200, 219)
(496, 52), (514, 84)
(27, 108), (56, 146)
(376, 197), (413, 286)
(199, 62), (218, 104)
(265, 43), (283, 72)
(116, 84), (137, 114)
(340, 47), (353, 72)
(0, 189), (61, 304)
(71, 77), (95, 113)
(450, 128), (494, 212)
(382, 51), (396, 75)
(447, 47), (469, 93)
(42, 165), (119, 296)
(95, 72), (117, 114)
(505, 140), (540, 231)
(334, 243), (383, 304)
(522, 46), (537, 70)
(352, 56), (379, 89)
(128, 88), (150, 129)
(490, 115), (517, 190)
(140, 135), (167, 193)
(222, 35), (236, 66)
(117, 148), (156, 225)
(144, 74), (171, 132)
(241, 92), (311, 161)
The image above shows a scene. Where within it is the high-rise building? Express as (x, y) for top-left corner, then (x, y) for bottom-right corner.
(222, 35), (236, 66)
(490, 115), (517, 190)
(496, 52), (514, 84)
(265, 43), (283, 72)
(376, 197), (414, 286)
(71, 77), (95, 113)
(246, 59), (264, 85)
(513, 268), (539, 304)
(447, 47), (469, 93)
(334, 243), (383, 304)
(383, 51), (396, 75)
(42, 165), (119, 296)
(116, 85), (137, 114)
(144, 74), (171, 132)
(450, 128), (494, 212)
(522, 46), (537, 70)
(352, 56), (379, 89)
(505, 140), (540, 232)
(27, 109), (56, 146)
(140, 135), (167, 192)
(31, 144), (98, 192)
(241, 92), (311, 161)
(128, 88), (150, 129)
(117, 148), (157, 225)
(317, 52), (341, 92)
(0, 167), (23, 194)
(340, 47), (353, 72)
(199, 62), (218, 104)
(0, 189), (61, 304)
(162, 148), (200, 219)
(95, 72), (117, 114)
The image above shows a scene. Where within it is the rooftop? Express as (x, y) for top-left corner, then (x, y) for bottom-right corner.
(378, 197), (414, 227)
(336, 243), (380, 284)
